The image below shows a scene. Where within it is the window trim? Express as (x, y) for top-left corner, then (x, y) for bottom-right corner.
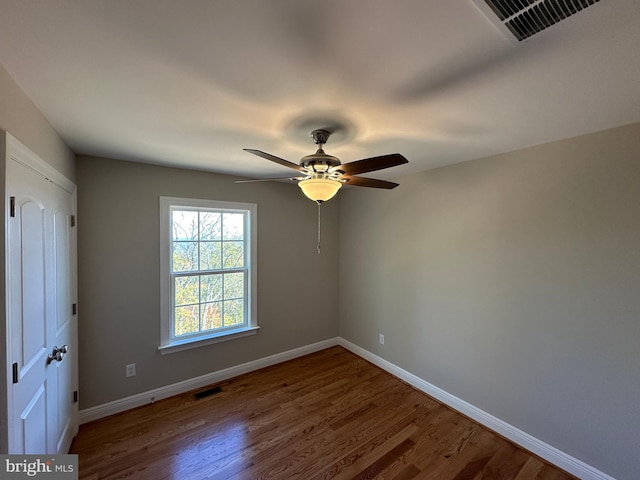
(159, 196), (258, 354)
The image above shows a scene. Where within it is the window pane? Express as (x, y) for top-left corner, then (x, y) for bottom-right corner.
(222, 241), (244, 268)
(200, 274), (223, 303)
(175, 305), (199, 336)
(200, 212), (221, 241)
(224, 272), (244, 299)
(175, 276), (199, 306)
(223, 213), (244, 240)
(173, 241), (198, 272)
(172, 211), (198, 241)
(202, 302), (222, 331)
(223, 299), (244, 327)
(161, 197), (256, 349)
(200, 241), (222, 270)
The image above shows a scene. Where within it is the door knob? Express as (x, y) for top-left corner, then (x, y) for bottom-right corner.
(46, 345), (69, 365)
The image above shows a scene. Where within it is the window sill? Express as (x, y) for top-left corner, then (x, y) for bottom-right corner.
(159, 326), (260, 355)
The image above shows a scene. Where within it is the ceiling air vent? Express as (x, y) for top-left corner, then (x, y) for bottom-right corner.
(474, 0), (602, 42)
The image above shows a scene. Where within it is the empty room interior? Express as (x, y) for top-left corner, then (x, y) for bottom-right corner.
(1, 1), (639, 479)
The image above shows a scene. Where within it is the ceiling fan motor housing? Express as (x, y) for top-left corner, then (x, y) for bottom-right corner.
(300, 149), (342, 173)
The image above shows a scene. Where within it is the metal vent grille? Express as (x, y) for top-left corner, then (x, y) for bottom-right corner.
(481, 0), (601, 41)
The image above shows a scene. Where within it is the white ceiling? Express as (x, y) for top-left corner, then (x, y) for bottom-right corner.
(0, 0), (639, 180)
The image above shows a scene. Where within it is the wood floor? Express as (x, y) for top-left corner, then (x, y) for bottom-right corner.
(70, 347), (576, 480)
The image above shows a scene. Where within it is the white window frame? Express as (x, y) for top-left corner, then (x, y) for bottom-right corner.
(159, 196), (258, 354)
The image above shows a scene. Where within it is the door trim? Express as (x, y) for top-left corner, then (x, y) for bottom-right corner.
(6, 134), (75, 194)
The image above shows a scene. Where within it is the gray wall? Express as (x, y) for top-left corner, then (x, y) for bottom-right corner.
(76, 156), (339, 408)
(1, 63), (75, 452)
(339, 123), (640, 480)
(0, 63), (75, 181)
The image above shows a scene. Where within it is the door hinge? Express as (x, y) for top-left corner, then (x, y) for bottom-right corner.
(10, 196), (16, 218)
(71, 215), (76, 227)
(12, 363), (18, 384)
(72, 303), (77, 315)
(73, 391), (78, 403)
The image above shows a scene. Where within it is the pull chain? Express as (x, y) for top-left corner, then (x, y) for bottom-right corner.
(317, 201), (322, 255)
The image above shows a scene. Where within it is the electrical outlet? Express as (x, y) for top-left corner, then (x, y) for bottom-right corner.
(125, 363), (136, 378)
(379, 334), (385, 345)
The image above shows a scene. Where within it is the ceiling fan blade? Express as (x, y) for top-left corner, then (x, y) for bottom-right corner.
(343, 175), (400, 189)
(243, 149), (306, 172)
(333, 153), (408, 176)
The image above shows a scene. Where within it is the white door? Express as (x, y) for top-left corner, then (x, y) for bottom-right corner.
(6, 139), (78, 454)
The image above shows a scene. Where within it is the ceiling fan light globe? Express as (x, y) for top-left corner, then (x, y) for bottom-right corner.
(298, 177), (342, 202)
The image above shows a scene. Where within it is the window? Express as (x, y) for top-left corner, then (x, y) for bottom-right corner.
(159, 197), (258, 354)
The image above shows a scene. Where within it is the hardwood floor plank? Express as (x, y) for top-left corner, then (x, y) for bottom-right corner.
(391, 464), (422, 480)
(71, 347), (576, 480)
(417, 427), (502, 480)
(481, 442), (531, 479)
(352, 438), (417, 479)
(309, 423), (420, 480)
(513, 458), (550, 480)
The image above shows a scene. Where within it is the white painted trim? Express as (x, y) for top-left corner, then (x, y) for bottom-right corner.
(158, 326), (260, 355)
(337, 337), (616, 480)
(158, 196), (258, 351)
(6, 133), (75, 194)
(1, 131), (9, 455)
(79, 338), (338, 424)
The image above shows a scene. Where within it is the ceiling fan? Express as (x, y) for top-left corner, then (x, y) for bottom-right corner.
(241, 129), (408, 203)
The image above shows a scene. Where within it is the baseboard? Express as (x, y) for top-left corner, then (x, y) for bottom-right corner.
(337, 337), (615, 480)
(79, 338), (338, 424)
(79, 336), (614, 480)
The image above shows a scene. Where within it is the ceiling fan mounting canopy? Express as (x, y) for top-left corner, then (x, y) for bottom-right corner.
(311, 129), (331, 145)
(241, 128), (408, 202)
